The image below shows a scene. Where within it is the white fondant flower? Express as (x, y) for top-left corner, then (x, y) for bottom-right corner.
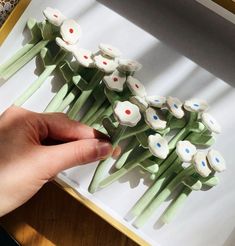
(94, 55), (118, 74)
(166, 96), (184, 119)
(103, 70), (126, 92)
(184, 98), (208, 112)
(130, 96), (148, 112)
(118, 59), (142, 73)
(55, 37), (76, 52)
(193, 152), (211, 177)
(201, 112), (221, 134)
(176, 140), (197, 162)
(145, 95), (166, 108)
(148, 134), (169, 159)
(43, 7), (66, 26)
(113, 101), (141, 127)
(99, 43), (121, 58)
(126, 76), (147, 97)
(60, 19), (81, 45)
(207, 149), (226, 172)
(144, 107), (167, 130)
(73, 48), (94, 68)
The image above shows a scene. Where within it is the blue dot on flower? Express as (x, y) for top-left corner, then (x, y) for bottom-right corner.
(153, 115), (158, 120)
(156, 143), (161, 148)
(185, 148), (190, 153)
(173, 103), (178, 109)
(210, 119), (214, 124)
(155, 99), (159, 102)
(202, 161), (206, 167)
(193, 103), (199, 107)
(215, 157), (220, 163)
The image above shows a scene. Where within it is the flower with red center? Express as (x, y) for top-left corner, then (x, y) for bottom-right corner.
(73, 48), (94, 68)
(60, 19), (81, 45)
(113, 101), (141, 127)
(118, 59), (142, 73)
(43, 7), (66, 26)
(55, 37), (77, 53)
(99, 43), (122, 58)
(126, 76), (147, 97)
(93, 54), (118, 74)
(103, 70), (126, 92)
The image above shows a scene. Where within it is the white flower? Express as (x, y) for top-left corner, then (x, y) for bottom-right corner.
(126, 76), (147, 97)
(60, 19), (81, 45)
(99, 43), (121, 58)
(103, 70), (126, 92)
(144, 107), (167, 130)
(55, 37), (76, 52)
(166, 96), (184, 119)
(148, 134), (169, 159)
(193, 152), (211, 177)
(145, 95), (166, 108)
(207, 149), (226, 172)
(130, 96), (148, 112)
(94, 55), (118, 74)
(118, 59), (142, 73)
(43, 7), (66, 26)
(184, 98), (208, 112)
(176, 140), (197, 162)
(201, 112), (221, 134)
(113, 101), (141, 127)
(73, 48), (94, 68)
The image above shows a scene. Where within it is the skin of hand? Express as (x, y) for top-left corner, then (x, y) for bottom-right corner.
(0, 106), (120, 217)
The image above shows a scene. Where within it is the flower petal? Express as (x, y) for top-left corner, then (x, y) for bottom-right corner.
(43, 7), (66, 26)
(126, 76), (147, 97)
(201, 112), (221, 134)
(99, 43), (121, 58)
(176, 140), (197, 162)
(60, 19), (81, 44)
(184, 98), (209, 112)
(73, 48), (94, 68)
(118, 59), (142, 73)
(56, 37), (76, 52)
(144, 107), (167, 130)
(193, 152), (211, 177)
(145, 95), (166, 108)
(94, 54), (118, 74)
(166, 96), (184, 119)
(148, 134), (169, 159)
(113, 101), (141, 127)
(130, 96), (148, 112)
(207, 149), (226, 172)
(103, 70), (126, 92)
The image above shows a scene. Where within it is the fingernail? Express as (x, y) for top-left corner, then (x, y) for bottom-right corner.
(98, 141), (113, 159)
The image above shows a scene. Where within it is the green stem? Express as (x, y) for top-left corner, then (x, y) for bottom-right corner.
(44, 80), (74, 112)
(1, 40), (49, 80)
(0, 42), (36, 75)
(14, 64), (56, 106)
(161, 186), (191, 224)
(133, 166), (195, 228)
(67, 70), (105, 120)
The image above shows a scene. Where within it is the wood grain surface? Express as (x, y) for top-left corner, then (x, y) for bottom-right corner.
(0, 182), (138, 246)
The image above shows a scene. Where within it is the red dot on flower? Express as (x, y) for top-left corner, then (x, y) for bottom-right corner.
(108, 48), (112, 51)
(84, 55), (88, 59)
(135, 84), (139, 89)
(103, 61), (107, 65)
(53, 14), (58, 18)
(125, 109), (131, 115)
(69, 28), (74, 34)
(113, 77), (118, 82)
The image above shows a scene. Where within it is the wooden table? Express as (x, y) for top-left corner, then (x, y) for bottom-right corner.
(0, 182), (138, 246)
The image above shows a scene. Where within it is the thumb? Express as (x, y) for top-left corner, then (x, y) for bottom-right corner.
(39, 139), (113, 177)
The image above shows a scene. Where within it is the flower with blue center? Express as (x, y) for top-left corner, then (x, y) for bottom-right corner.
(148, 134), (169, 159)
(176, 140), (197, 162)
(184, 98), (209, 112)
(193, 152), (211, 177)
(144, 107), (167, 130)
(201, 112), (221, 134)
(207, 149), (226, 172)
(166, 96), (184, 119)
(145, 95), (166, 108)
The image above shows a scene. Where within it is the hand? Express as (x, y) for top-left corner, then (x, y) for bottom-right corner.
(0, 106), (120, 216)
